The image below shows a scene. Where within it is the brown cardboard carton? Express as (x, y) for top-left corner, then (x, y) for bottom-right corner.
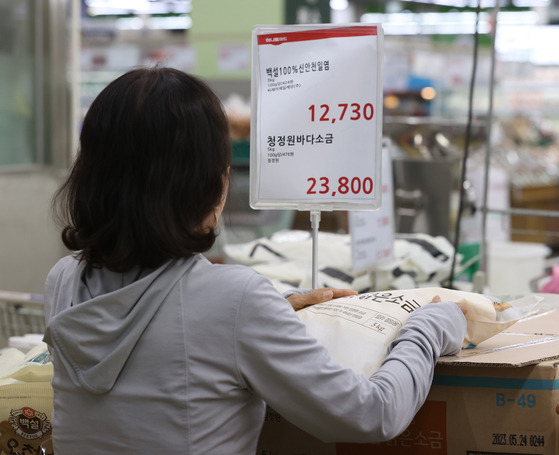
(257, 303), (559, 454)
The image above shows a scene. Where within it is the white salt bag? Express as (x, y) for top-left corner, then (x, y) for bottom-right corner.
(297, 287), (541, 377)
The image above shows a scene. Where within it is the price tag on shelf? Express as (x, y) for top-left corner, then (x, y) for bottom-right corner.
(250, 24), (384, 211)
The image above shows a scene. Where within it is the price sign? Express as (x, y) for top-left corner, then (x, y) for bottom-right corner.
(349, 139), (395, 274)
(250, 24), (384, 211)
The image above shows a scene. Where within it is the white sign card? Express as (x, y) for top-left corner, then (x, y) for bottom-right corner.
(349, 139), (395, 274)
(250, 24), (384, 211)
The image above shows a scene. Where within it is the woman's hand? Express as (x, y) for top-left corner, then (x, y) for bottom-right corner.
(287, 288), (358, 311)
(430, 295), (468, 315)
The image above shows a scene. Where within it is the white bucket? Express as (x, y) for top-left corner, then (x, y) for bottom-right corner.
(487, 241), (550, 296)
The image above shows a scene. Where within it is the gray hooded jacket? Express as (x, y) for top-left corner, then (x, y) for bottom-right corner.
(44, 253), (465, 454)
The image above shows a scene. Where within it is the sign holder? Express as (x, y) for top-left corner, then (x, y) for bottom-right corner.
(250, 24), (384, 287)
(310, 210), (320, 289)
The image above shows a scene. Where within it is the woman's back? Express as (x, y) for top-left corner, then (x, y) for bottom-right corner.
(45, 254), (270, 454)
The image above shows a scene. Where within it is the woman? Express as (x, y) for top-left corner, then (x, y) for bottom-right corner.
(44, 67), (466, 454)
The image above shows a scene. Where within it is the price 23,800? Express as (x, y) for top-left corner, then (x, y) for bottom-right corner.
(307, 176), (373, 197)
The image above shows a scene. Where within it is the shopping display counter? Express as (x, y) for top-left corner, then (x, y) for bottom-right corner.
(258, 300), (559, 454)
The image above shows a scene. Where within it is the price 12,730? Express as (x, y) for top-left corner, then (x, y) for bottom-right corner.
(307, 176), (373, 197)
(308, 102), (374, 123)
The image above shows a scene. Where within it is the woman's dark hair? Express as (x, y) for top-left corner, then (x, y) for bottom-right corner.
(53, 67), (232, 272)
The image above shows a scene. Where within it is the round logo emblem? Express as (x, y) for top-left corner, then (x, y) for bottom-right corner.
(8, 407), (52, 440)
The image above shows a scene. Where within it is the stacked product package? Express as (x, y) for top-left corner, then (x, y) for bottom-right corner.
(0, 342), (53, 455)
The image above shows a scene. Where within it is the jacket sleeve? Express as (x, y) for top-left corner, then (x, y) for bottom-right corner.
(234, 272), (466, 443)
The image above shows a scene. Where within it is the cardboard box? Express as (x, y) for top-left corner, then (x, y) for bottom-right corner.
(510, 183), (559, 244)
(257, 301), (559, 454)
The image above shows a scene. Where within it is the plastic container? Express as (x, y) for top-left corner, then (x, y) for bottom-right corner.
(487, 241), (550, 296)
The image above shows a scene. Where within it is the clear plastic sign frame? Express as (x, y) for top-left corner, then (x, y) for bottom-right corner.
(250, 23), (384, 212)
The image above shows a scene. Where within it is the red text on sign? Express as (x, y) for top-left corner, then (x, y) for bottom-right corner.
(308, 103), (374, 123)
(307, 176), (374, 196)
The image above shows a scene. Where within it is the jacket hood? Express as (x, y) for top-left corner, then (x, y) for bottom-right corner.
(44, 257), (195, 394)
